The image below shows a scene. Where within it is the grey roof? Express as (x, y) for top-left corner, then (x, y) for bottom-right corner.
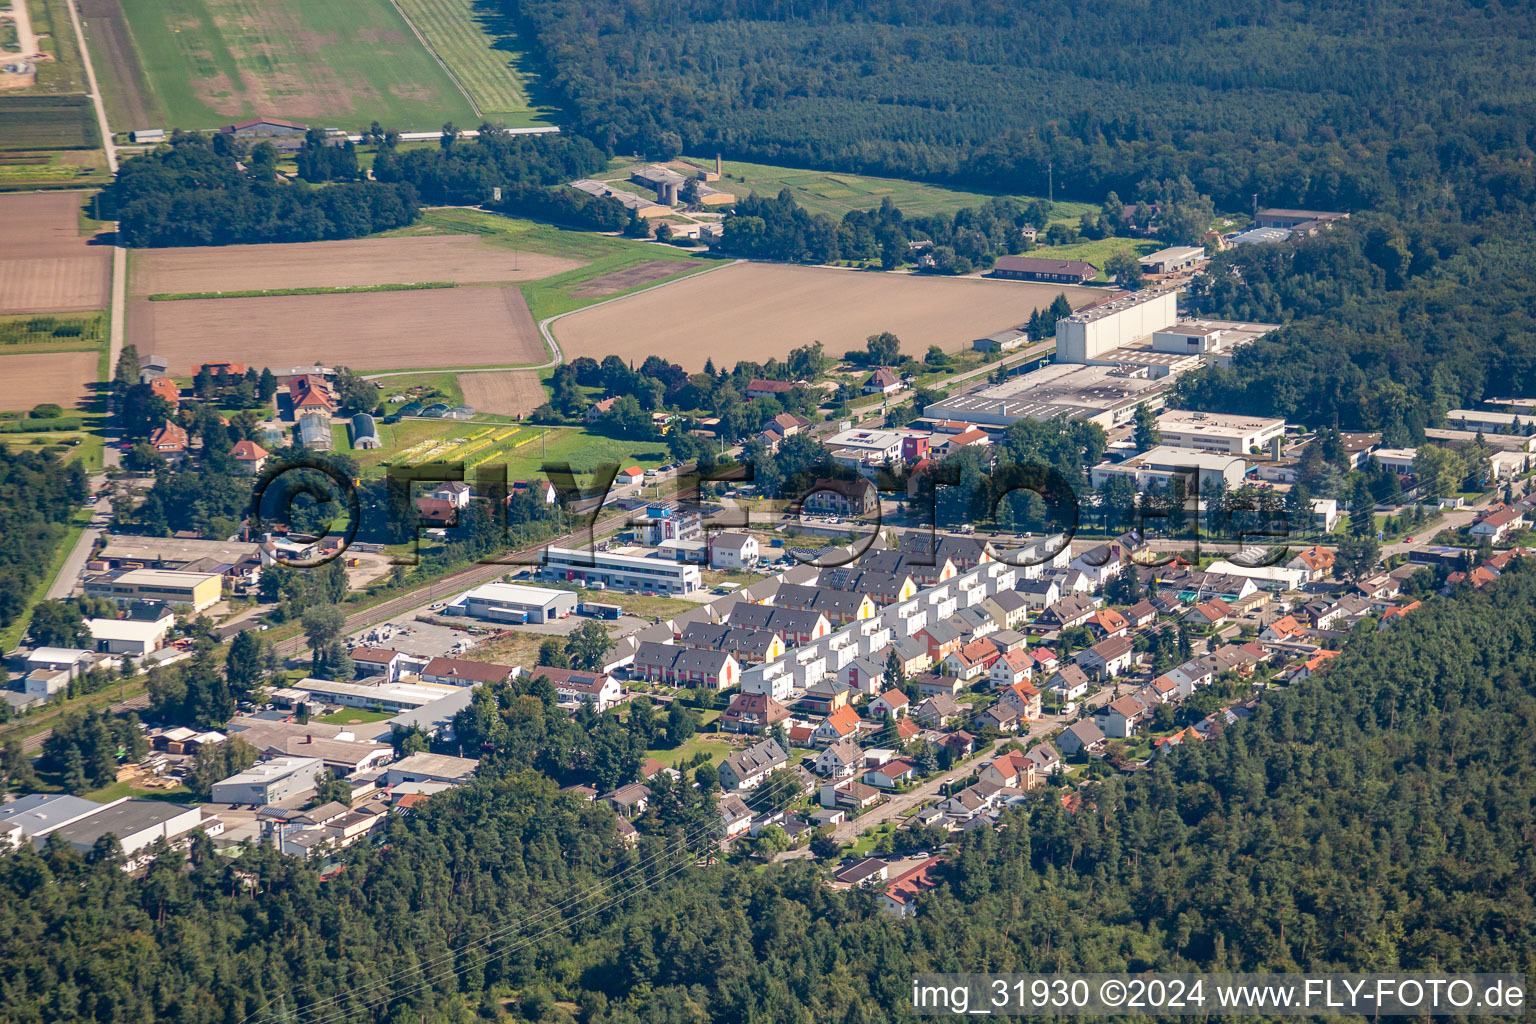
(722, 739), (787, 780)
(0, 794), (102, 837)
(821, 737), (863, 764)
(727, 603), (827, 636)
(47, 799), (197, 849)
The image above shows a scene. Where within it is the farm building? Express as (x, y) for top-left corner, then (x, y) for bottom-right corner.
(351, 413), (381, 449)
(297, 414), (332, 450)
(991, 256), (1097, 284)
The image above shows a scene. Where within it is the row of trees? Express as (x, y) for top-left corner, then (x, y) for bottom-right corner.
(0, 445), (88, 631)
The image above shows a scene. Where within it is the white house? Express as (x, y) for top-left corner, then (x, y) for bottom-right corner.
(708, 532), (760, 569)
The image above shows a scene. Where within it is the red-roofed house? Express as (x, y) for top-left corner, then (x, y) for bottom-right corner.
(148, 377), (180, 407)
(863, 367), (902, 395)
(811, 705), (863, 746)
(231, 439), (269, 475)
(881, 855), (945, 917)
(149, 420), (189, 461)
(615, 465), (645, 485)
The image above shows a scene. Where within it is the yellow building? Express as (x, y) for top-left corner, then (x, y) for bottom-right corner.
(84, 568), (223, 611)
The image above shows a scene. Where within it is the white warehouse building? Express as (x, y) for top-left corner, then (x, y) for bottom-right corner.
(446, 582), (577, 624)
(1155, 410), (1287, 455)
(1056, 289), (1179, 363)
(541, 546), (701, 594)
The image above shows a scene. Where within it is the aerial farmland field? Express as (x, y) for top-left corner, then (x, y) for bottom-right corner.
(105, 0), (478, 129)
(0, 192), (111, 314)
(552, 262), (1100, 370)
(127, 286), (544, 376)
(390, 0), (555, 125)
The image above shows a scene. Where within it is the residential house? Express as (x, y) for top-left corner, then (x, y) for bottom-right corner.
(1098, 695), (1151, 738)
(801, 677), (853, 715)
(996, 680), (1042, 720)
(881, 856), (945, 917)
(1185, 599), (1234, 628)
(231, 439), (269, 475)
(843, 656), (887, 695)
(1058, 719), (1108, 756)
(1037, 595), (1097, 630)
(1045, 665), (1091, 700)
(1287, 546), (1336, 581)
(1025, 743), (1062, 776)
(864, 758), (918, 789)
(1017, 578), (1060, 611)
(943, 638), (1001, 681)
(149, 420), (190, 461)
(987, 590), (1031, 629)
(979, 705), (1021, 733)
(722, 692), (790, 734)
(708, 532), (759, 569)
(916, 621), (966, 663)
(1471, 506), (1525, 543)
(988, 648), (1035, 689)
(1086, 608), (1130, 638)
(728, 604), (831, 645)
(601, 783), (651, 818)
(420, 657), (515, 688)
(746, 378), (796, 399)
(915, 674), (965, 699)
(863, 367), (902, 395)
(811, 705), (863, 747)
(803, 477), (879, 517)
(913, 694), (962, 728)
(717, 739), (788, 790)
(815, 738), (864, 778)
(867, 690), (910, 719)
(1125, 600), (1158, 627)
(1075, 636), (1135, 678)
(980, 750), (1036, 790)
(1260, 615), (1307, 643)
(718, 794), (753, 840)
(533, 666), (623, 711)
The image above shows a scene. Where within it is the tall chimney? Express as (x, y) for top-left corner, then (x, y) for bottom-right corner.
(1269, 436), (1282, 461)
(716, 153), (722, 176)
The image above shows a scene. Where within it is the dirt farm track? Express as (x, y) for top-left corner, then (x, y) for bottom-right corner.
(0, 193), (112, 314)
(128, 287), (545, 376)
(552, 263), (1100, 370)
(130, 237), (583, 297)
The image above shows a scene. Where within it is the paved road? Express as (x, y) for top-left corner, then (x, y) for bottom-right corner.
(43, 478), (111, 602)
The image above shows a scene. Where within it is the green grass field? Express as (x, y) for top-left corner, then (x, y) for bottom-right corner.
(114, 0), (479, 130)
(0, 148), (111, 189)
(1025, 236), (1162, 277)
(391, 0), (554, 125)
(391, 208), (714, 322)
(22, 0), (88, 94)
(679, 155), (1096, 222)
(348, 419), (670, 484)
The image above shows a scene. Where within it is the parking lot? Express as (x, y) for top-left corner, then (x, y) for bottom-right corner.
(346, 616), (474, 660)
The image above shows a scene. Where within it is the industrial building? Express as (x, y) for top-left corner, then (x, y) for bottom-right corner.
(1155, 410), (1287, 454)
(1089, 446), (1247, 491)
(541, 546), (702, 594)
(297, 678), (465, 712)
(922, 361), (1170, 429)
(1253, 208), (1348, 231)
(445, 582), (577, 623)
(1446, 409), (1529, 434)
(211, 756), (324, 805)
(382, 752), (478, 787)
(45, 799), (206, 864)
(1138, 246), (1206, 275)
(85, 616), (173, 656)
(1056, 290), (1179, 363)
(83, 568), (222, 611)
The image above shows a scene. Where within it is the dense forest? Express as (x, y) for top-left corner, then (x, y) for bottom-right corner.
(112, 134), (419, 247)
(3, 557), (1533, 1022)
(1173, 217), (1536, 437)
(0, 446), (88, 631)
(510, 0), (1536, 214)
